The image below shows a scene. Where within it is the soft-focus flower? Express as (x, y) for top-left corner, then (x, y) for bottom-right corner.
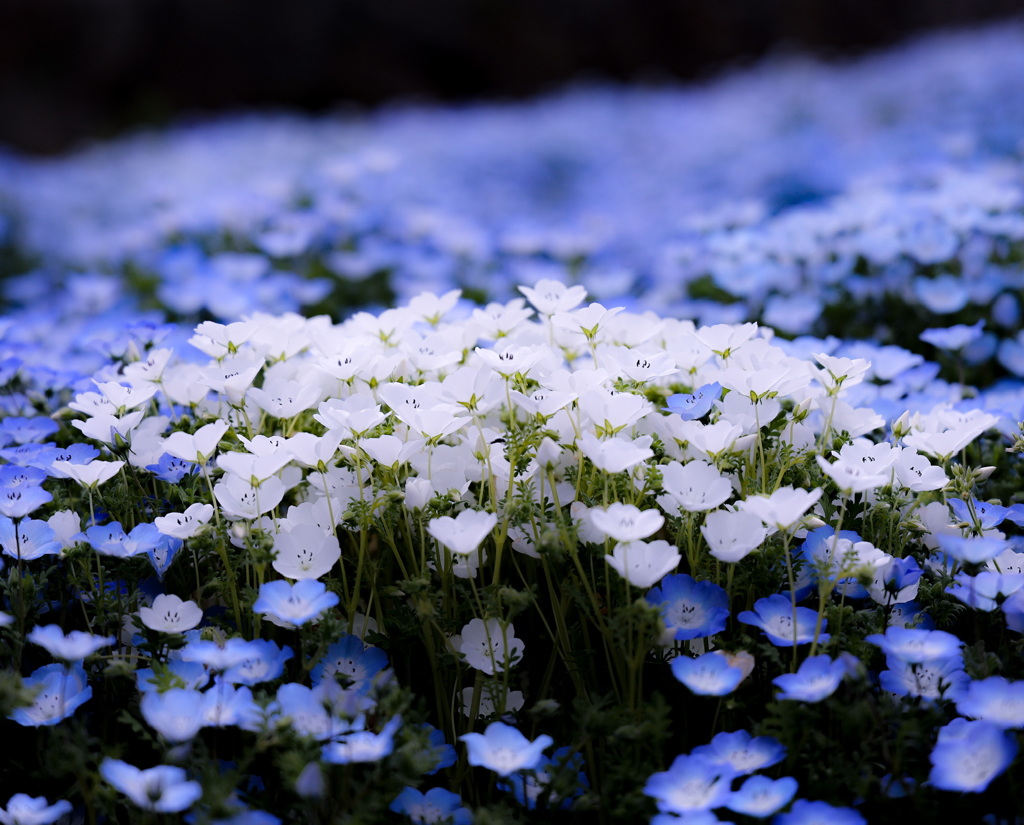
(604, 539), (680, 588)
(100, 759), (202, 813)
(929, 718), (1017, 792)
(252, 579), (339, 628)
(460, 722), (553, 776)
(0, 794), (73, 825)
(738, 594), (827, 647)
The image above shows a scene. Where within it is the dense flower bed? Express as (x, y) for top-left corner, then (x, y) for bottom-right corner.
(1, 22), (1024, 825)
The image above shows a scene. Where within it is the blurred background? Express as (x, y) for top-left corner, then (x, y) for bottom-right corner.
(2, 0), (1024, 155)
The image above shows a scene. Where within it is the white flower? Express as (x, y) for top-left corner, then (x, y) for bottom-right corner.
(271, 523), (341, 580)
(455, 618), (524, 675)
(162, 419), (231, 465)
(154, 503), (214, 539)
(738, 486), (823, 532)
(590, 503), (664, 542)
(604, 539), (680, 588)
(427, 509), (498, 556)
(701, 509), (770, 563)
(138, 594), (203, 633)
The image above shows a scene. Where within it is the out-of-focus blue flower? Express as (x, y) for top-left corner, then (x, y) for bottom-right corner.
(773, 799), (866, 824)
(865, 626), (961, 663)
(0, 517), (61, 561)
(0, 793), (73, 825)
(946, 571), (1024, 612)
(672, 652), (745, 696)
(725, 774), (798, 817)
(691, 730), (785, 776)
(920, 320), (985, 351)
(955, 676), (1024, 728)
(137, 659), (210, 693)
(879, 656), (969, 702)
(929, 718), (1017, 792)
(643, 753), (734, 816)
(100, 758), (202, 813)
(664, 382), (722, 420)
(738, 594), (827, 647)
(26, 624), (115, 662)
(320, 715), (402, 764)
(9, 663), (92, 727)
(389, 787), (472, 825)
(647, 574), (729, 641)
(222, 639), (293, 686)
(773, 655), (847, 703)
(936, 534), (1007, 565)
(948, 497), (1009, 531)
(0, 416), (59, 445)
(141, 688), (205, 743)
(416, 723), (457, 775)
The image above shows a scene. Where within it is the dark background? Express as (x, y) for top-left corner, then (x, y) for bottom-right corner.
(2, 0), (1023, 155)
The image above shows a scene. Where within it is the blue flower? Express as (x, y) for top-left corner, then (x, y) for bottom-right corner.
(864, 626), (961, 663)
(879, 656), (969, 702)
(773, 799), (865, 824)
(389, 787), (472, 825)
(737, 594), (827, 647)
(147, 453), (198, 483)
(664, 382), (722, 420)
(320, 715), (402, 764)
(929, 718), (1017, 792)
(0, 794), (73, 825)
(222, 639), (294, 686)
(140, 688), (205, 743)
(948, 497), (1009, 531)
(725, 774), (798, 817)
(773, 655), (847, 702)
(460, 722), (553, 777)
(647, 574), (729, 641)
(691, 730), (785, 775)
(643, 753), (734, 815)
(9, 663), (92, 727)
(955, 676), (1024, 728)
(310, 635), (389, 693)
(26, 624), (115, 662)
(672, 652), (745, 696)
(100, 758), (202, 813)
(0, 517), (61, 561)
(252, 579), (339, 628)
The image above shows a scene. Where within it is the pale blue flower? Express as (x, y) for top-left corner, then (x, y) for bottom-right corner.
(0, 793), (72, 825)
(100, 758), (202, 813)
(389, 787), (472, 825)
(8, 664), (92, 727)
(691, 730), (785, 776)
(252, 579), (339, 628)
(725, 774), (798, 817)
(460, 722), (553, 777)
(738, 594), (827, 647)
(773, 655), (847, 702)
(773, 799), (865, 824)
(672, 652), (745, 696)
(643, 753), (734, 815)
(929, 718), (1017, 792)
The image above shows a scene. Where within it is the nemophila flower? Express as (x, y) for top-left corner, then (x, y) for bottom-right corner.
(955, 677), (1024, 728)
(0, 484), (51, 519)
(321, 715), (403, 764)
(725, 775), (798, 817)
(460, 722), (553, 777)
(51, 459), (124, 489)
(879, 656), (969, 702)
(252, 579), (339, 628)
(928, 718), (1017, 793)
(460, 681), (525, 719)
(146, 453), (198, 483)
(270, 523), (341, 580)
(137, 660), (209, 693)
(140, 688), (205, 742)
(921, 320), (985, 351)
(9, 663), (91, 727)
(389, 787), (472, 825)
(643, 753), (734, 815)
(519, 279), (588, 316)
(647, 574), (729, 641)
(26, 625), (115, 661)
(946, 571), (1024, 612)
(162, 419), (230, 465)
(865, 626), (962, 664)
(0, 517), (61, 561)
(100, 759), (202, 813)
(605, 539), (680, 588)
(773, 655), (847, 702)
(948, 497), (1010, 531)
(221, 639), (293, 686)
(272, 682), (358, 741)
(773, 799), (866, 825)
(664, 382), (722, 420)
(738, 594), (827, 647)
(154, 503), (214, 539)
(657, 460), (733, 514)
(0, 794), (72, 825)
(578, 432), (653, 473)
(181, 637), (260, 672)
(455, 618), (524, 675)
(427, 509), (497, 555)
(692, 730), (785, 775)
(590, 503), (664, 542)
(867, 556), (922, 606)
(936, 534), (1007, 565)
(738, 486), (822, 532)
(310, 635), (388, 692)
(672, 652), (745, 696)
(701, 508), (770, 563)
(138, 594), (203, 633)
(0, 416), (59, 445)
